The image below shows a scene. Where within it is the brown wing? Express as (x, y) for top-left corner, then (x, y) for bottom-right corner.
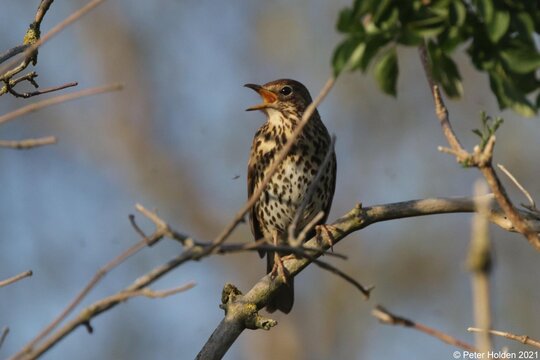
(247, 157), (266, 258)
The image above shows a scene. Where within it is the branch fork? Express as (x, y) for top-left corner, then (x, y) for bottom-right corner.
(220, 284), (277, 331)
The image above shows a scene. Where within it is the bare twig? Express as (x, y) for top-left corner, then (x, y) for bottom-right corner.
(0, 270), (33, 288)
(35, 0), (55, 24)
(99, 282), (196, 303)
(373, 305), (478, 352)
(18, 238), (150, 356)
(468, 327), (540, 349)
(468, 181), (492, 353)
(0, 327), (9, 350)
(5, 81), (78, 99)
(310, 257), (372, 298)
(0, 83), (123, 126)
(0, 0), (108, 81)
(497, 164), (536, 210)
(418, 45), (465, 156)
(0, 72), (38, 96)
(0, 136), (57, 149)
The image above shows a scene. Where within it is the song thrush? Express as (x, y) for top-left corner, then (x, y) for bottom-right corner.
(245, 79), (336, 313)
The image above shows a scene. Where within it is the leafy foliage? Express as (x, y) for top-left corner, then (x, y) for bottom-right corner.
(333, 0), (540, 117)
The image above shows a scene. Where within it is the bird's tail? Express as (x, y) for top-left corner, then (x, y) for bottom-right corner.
(266, 252), (294, 314)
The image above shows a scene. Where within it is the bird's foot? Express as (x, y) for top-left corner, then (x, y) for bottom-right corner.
(271, 253), (290, 285)
(316, 224), (338, 252)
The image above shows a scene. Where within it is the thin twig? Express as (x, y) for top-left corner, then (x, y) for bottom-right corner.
(6, 81), (78, 99)
(19, 238), (150, 355)
(309, 257), (372, 298)
(0, 270), (33, 288)
(373, 305), (478, 352)
(0, 136), (57, 149)
(0, 72), (38, 96)
(99, 282), (196, 303)
(0, 83), (123, 126)
(0, 327), (9, 350)
(219, 238), (347, 260)
(418, 44), (465, 155)
(467, 327), (540, 349)
(468, 180), (492, 353)
(35, 0), (55, 24)
(0, 0), (108, 80)
(497, 164), (536, 210)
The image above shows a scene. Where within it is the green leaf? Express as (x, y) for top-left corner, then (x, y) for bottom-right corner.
(500, 47), (540, 74)
(337, 8), (353, 33)
(374, 47), (398, 96)
(450, 0), (467, 27)
(407, 15), (446, 37)
(332, 36), (366, 76)
(472, 111), (504, 150)
(514, 12), (534, 39)
(489, 72), (537, 117)
(354, 33), (390, 71)
(477, 0), (494, 23)
(486, 9), (510, 43)
(428, 42), (463, 98)
(439, 53), (464, 98)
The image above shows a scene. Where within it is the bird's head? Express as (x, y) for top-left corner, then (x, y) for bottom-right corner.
(244, 79), (313, 115)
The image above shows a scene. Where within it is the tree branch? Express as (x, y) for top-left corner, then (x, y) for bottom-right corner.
(418, 43), (540, 252)
(196, 195), (538, 359)
(12, 195), (540, 359)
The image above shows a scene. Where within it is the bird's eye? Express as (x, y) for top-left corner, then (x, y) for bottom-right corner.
(279, 86), (293, 96)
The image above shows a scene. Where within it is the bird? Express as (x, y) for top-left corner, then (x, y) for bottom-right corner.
(245, 79), (336, 313)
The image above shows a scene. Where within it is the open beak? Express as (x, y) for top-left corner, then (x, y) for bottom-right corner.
(244, 83), (277, 111)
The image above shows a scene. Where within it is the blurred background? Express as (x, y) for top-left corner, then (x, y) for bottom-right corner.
(1, 1), (539, 359)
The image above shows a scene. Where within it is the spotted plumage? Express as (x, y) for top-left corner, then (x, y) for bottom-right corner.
(246, 79), (337, 313)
